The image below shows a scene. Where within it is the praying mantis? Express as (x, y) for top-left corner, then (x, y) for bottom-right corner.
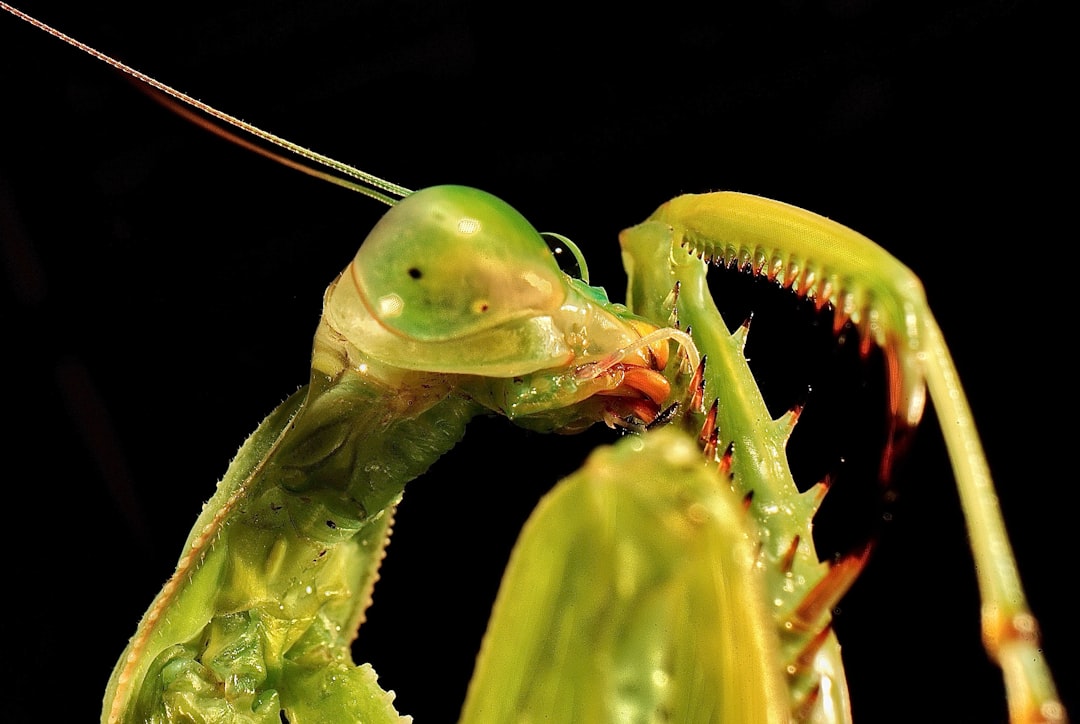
(1, 1), (1072, 721)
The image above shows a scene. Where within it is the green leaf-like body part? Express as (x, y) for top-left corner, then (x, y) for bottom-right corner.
(462, 428), (787, 724)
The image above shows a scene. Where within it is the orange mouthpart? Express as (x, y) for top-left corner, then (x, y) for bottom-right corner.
(587, 322), (681, 426)
(573, 322), (698, 427)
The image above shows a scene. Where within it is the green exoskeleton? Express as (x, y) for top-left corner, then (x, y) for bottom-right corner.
(2, 4), (1066, 723)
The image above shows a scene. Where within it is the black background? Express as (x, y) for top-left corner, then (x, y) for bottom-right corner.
(0, 1), (1073, 722)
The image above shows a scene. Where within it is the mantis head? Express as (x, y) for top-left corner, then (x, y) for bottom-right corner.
(352, 185), (567, 343)
(320, 185), (695, 428)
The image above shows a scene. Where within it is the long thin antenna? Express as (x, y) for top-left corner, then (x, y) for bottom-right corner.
(1, 2), (413, 206)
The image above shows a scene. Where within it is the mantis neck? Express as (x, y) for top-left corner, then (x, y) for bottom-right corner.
(103, 362), (478, 722)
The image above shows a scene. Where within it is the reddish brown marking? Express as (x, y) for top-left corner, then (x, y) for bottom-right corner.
(878, 332), (917, 484)
(790, 544), (873, 632)
(831, 307), (850, 335)
(698, 399), (719, 446)
(703, 424), (720, 463)
(792, 682), (822, 722)
(814, 280), (833, 311)
(857, 319), (875, 359)
(780, 534), (801, 575)
(810, 474), (832, 509)
(719, 442), (736, 481)
(785, 400), (805, 431)
(687, 356), (707, 414)
(793, 621), (835, 674)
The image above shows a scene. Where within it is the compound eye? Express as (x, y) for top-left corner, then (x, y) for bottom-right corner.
(350, 185), (567, 342)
